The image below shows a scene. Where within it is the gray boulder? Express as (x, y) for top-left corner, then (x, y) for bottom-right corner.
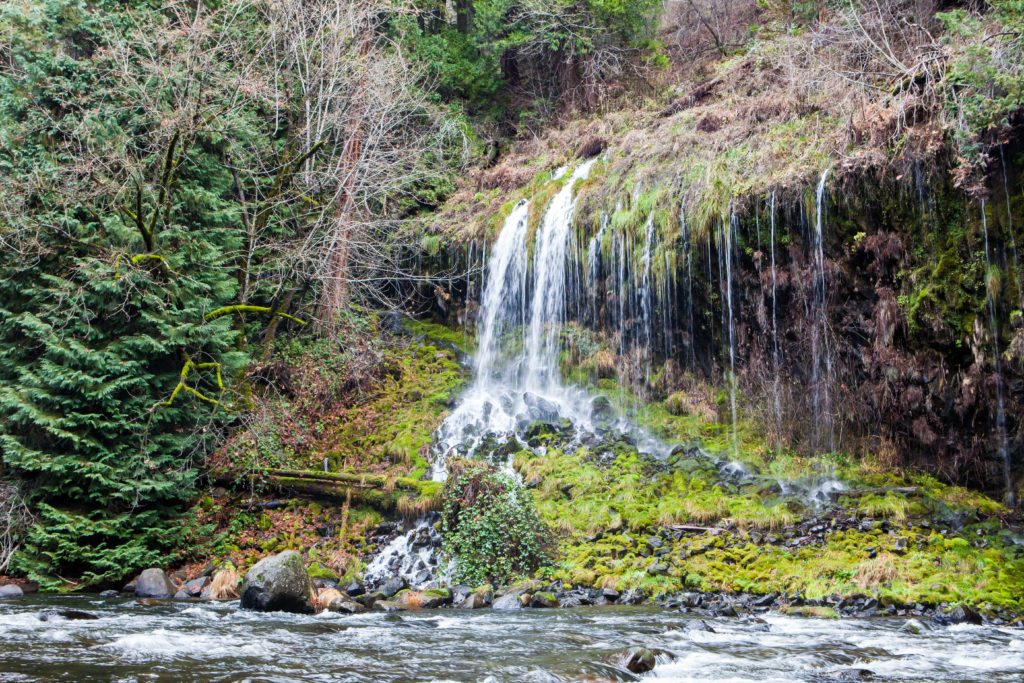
(135, 568), (175, 599)
(240, 551), (315, 614)
(326, 596), (366, 614)
(523, 392), (559, 421)
(181, 576), (210, 597)
(590, 396), (615, 431)
(0, 584), (23, 599)
(492, 592), (522, 610)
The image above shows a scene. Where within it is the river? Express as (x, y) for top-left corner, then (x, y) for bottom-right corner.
(1, 596), (1022, 682)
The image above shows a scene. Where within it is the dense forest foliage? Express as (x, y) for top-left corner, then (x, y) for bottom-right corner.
(1, 0), (1023, 591)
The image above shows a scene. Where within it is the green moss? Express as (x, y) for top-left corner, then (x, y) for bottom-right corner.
(402, 317), (474, 355)
(307, 562), (340, 581)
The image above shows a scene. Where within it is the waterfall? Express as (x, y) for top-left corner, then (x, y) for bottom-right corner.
(811, 167), (835, 453)
(724, 211), (738, 456)
(525, 161), (597, 389)
(1000, 146), (1022, 307)
(640, 215), (656, 388)
(472, 200), (530, 386)
(681, 202), (696, 371)
(981, 201), (1014, 506)
(769, 192), (782, 443)
(432, 159), (611, 479)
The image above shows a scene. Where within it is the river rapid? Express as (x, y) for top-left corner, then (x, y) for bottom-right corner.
(1, 596), (1022, 682)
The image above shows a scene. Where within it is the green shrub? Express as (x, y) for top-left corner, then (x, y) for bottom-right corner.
(441, 461), (549, 586)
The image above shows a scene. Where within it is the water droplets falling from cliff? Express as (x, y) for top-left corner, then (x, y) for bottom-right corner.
(811, 167), (835, 453)
(769, 192), (783, 444)
(981, 200), (1014, 506)
(723, 210), (739, 456)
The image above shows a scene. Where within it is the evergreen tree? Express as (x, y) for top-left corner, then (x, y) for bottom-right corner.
(0, 0), (249, 588)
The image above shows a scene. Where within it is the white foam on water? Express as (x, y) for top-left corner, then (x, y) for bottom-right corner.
(98, 629), (269, 660)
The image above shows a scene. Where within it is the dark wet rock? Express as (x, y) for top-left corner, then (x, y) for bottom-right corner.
(450, 585), (472, 606)
(135, 568), (175, 599)
(240, 550), (315, 614)
(358, 591), (384, 609)
(312, 577), (339, 591)
(0, 584), (24, 599)
(899, 619), (927, 634)
(327, 596), (366, 614)
(612, 647), (658, 674)
(181, 576), (210, 597)
(590, 396), (615, 431)
(530, 591), (559, 608)
(676, 592), (704, 609)
(602, 587), (621, 601)
(620, 588), (647, 605)
(830, 670), (876, 681)
(646, 559), (668, 575)
(345, 581), (365, 597)
(462, 590), (492, 609)
(99, 590), (119, 598)
(40, 609), (98, 621)
(493, 592), (523, 610)
(684, 619), (716, 633)
(523, 392), (559, 421)
(742, 616), (771, 632)
(707, 600), (739, 617)
(373, 600), (405, 612)
(380, 576), (408, 599)
(934, 605), (982, 626)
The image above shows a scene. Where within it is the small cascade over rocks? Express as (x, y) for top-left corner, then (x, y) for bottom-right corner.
(361, 514), (444, 592)
(431, 158), (668, 480)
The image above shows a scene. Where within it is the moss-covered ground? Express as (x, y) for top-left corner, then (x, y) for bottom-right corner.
(201, 315), (1023, 617)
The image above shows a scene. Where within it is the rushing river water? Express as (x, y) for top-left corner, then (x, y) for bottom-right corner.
(2, 597), (1023, 682)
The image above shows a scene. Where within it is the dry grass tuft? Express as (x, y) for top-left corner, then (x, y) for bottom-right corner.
(207, 568), (240, 600)
(854, 553), (900, 589)
(396, 493), (442, 519)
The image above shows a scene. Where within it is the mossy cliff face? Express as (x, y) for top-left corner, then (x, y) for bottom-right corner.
(432, 147), (1024, 501)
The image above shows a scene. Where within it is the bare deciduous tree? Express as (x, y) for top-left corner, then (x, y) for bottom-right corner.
(0, 480), (32, 574)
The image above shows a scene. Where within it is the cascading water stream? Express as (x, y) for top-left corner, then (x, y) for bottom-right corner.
(811, 167), (835, 453)
(431, 159), (614, 480)
(1000, 146), (1022, 308)
(769, 192), (783, 443)
(724, 211), (739, 456)
(980, 200), (1014, 506)
(640, 214), (656, 390)
(681, 202), (696, 371)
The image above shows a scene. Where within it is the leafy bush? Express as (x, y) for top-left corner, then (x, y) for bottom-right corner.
(441, 461), (549, 585)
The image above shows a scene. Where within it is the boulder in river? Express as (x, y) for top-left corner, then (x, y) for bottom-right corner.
(99, 589), (119, 598)
(462, 588), (492, 609)
(492, 592), (522, 610)
(134, 568), (175, 599)
(530, 591), (559, 608)
(326, 596), (366, 614)
(0, 584), (24, 599)
(380, 576), (407, 599)
(395, 589), (450, 610)
(240, 550), (315, 614)
(935, 604), (982, 626)
(611, 647), (658, 674)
